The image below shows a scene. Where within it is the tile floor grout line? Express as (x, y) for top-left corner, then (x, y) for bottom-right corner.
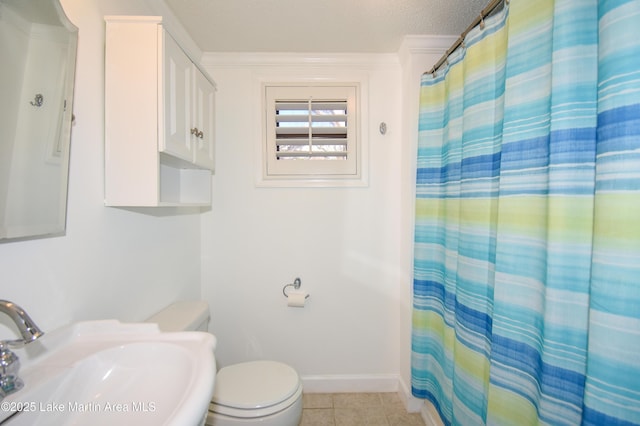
(300, 392), (425, 426)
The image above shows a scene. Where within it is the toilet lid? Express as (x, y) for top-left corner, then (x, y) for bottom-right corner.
(212, 360), (300, 410)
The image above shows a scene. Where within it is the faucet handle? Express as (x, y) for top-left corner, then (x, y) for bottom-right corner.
(1, 339), (28, 349)
(0, 342), (23, 397)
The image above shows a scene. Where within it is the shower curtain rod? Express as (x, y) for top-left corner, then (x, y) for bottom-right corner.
(425, 0), (506, 75)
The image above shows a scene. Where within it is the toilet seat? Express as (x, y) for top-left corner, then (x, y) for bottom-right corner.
(209, 360), (302, 419)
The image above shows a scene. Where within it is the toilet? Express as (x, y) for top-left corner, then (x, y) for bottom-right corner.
(146, 301), (303, 426)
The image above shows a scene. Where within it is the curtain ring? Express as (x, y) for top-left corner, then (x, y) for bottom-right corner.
(480, 17), (485, 30)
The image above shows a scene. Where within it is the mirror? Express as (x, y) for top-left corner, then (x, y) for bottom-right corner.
(0, 0), (77, 242)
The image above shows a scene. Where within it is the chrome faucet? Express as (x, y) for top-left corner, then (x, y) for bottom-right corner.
(0, 300), (44, 398)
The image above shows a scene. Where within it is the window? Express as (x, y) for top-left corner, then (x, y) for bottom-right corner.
(274, 99), (348, 161)
(261, 83), (364, 186)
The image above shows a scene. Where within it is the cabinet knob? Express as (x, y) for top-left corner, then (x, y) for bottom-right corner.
(197, 130), (204, 139)
(190, 127), (199, 135)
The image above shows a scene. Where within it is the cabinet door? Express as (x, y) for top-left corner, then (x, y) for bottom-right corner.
(192, 70), (215, 170)
(161, 32), (193, 163)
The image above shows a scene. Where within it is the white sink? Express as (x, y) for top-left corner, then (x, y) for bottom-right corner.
(0, 320), (216, 425)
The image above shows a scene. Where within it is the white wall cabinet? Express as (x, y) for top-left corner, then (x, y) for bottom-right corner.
(191, 70), (216, 169)
(104, 16), (215, 207)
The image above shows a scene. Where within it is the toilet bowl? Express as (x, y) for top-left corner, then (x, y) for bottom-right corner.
(146, 301), (303, 426)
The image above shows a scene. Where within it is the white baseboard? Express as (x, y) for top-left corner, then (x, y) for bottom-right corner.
(397, 376), (424, 413)
(421, 399), (444, 426)
(300, 374), (400, 394)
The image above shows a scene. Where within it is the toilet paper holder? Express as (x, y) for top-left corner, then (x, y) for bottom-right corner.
(282, 277), (310, 299)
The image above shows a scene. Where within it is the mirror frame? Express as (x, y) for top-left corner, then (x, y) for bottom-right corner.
(0, 0), (78, 243)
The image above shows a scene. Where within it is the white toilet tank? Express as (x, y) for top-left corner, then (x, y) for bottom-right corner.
(146, 301), (210, 332)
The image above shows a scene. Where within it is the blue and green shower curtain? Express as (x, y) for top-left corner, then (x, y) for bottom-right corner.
(412, 0), (640, 425)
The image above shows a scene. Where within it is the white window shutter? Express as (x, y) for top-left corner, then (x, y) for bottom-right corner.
(275, 99), (348, 160)
(264, 84), (360, 180)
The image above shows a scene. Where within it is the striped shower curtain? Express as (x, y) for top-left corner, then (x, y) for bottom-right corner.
(412, 0), (640, 425)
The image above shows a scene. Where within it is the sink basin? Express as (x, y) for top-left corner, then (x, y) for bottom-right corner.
(0, 320), (216, 425)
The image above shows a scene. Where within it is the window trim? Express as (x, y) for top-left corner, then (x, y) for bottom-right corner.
(257, 79), (369, 188)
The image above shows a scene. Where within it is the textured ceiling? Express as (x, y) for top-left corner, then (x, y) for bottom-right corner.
(163, 0), (488, 53)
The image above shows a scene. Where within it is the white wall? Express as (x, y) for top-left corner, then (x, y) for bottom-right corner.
(199, 40), (450, 401)
(200, 53), (406, 391)
(0, 0), (202, 336)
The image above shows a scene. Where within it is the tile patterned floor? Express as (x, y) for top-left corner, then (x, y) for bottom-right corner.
(300, 393), (426, 426)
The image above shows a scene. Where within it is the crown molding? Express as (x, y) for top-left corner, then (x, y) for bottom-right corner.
(201, 35), (457, 70)
(399, 35), (458, 54)
(397, 35), (457, 69)
(201, 52), (400, 69)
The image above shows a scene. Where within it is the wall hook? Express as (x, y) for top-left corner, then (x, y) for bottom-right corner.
(30, 94), (43, 107)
